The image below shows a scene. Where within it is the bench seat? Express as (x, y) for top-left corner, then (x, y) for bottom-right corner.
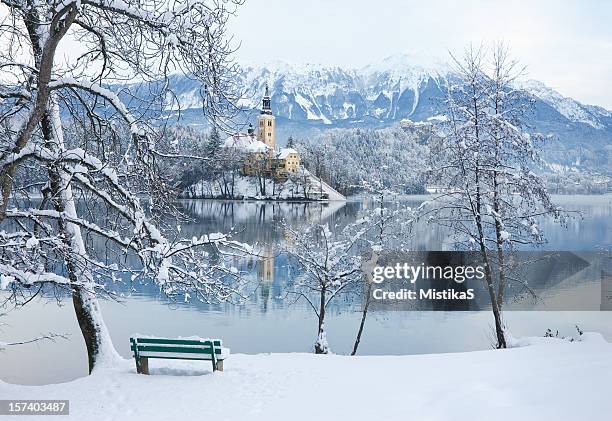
(130, 337), (229, 374)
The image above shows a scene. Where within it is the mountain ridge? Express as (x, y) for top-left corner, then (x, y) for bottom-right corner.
(160, 54), (611, 174)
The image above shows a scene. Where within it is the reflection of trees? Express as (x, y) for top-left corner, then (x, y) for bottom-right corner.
(178, 200), (354, 247)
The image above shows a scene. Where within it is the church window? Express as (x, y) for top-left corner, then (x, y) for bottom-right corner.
(268, 121), (272, 127)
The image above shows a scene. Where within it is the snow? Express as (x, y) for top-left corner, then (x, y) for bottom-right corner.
(165, 33), (178, 47)
(316, 176), (346, 201)
(427, 114), (449, 122)
(223, 135), (268, 153)
(314, 326), (330, 354)
(1, 334), (610, 421)
(0, 264), (71, 286)
(294, 92), (324, 121)
(55, 0), (81, 14)
(24, 236), (39, 249)
(186, 170), (345, 201)
(0, 274), (15, 290)
(205, 232), (225, 242)
(157, 259), (170, 283)
(276, 148), (298, 159)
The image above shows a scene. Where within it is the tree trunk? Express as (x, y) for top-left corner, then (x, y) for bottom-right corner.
(351, 282), (372, 356)
(474, 168), (506, 349)
(0, 6), (77, 220)
(71, 285), (119, 373)
(353, 198), (385, 356)
(41, 100), (120, 373)
(314, 286), (328, 354)
(492, 169), (507, 310)
(476, 208), (506, 349)
(480, 250), (506, 349)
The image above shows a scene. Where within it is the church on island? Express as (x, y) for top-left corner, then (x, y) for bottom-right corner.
(223, 86), (301, 181)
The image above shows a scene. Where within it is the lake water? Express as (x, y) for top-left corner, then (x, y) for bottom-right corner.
(1, 195), (611, 385)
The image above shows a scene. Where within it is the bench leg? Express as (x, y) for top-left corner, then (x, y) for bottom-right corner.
(140, 357), (149, 375)
(216, 360), (224, 372)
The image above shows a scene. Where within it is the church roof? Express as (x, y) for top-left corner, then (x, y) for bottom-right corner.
(276, 148), (298, 159)
(223, 134), (269, 153)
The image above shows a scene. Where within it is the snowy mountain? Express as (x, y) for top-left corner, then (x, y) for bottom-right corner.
(167, 54), (610, 130)
(232, 53), (451, 124)
(157, 53), (611, 174)
(516, 80), (612, 130)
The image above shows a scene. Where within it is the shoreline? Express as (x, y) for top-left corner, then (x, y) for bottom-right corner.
(178, 196), (340, 202)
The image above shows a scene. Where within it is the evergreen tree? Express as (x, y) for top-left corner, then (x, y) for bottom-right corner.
(206, 128), (222, 158)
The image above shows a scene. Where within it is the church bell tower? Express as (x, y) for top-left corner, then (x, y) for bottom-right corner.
(257, 84), (276, 152)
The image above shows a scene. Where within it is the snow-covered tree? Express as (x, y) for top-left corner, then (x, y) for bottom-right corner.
(295, 125), (429, 195)
(282, 191), (413, 355)
(350, 178), (414, 355)
(282, 222), (366, 354)
(286, 136), (295, 149)
(0, 0), (246, 373)
(198, 129), (243, 199)
(422, 44), (566, 348)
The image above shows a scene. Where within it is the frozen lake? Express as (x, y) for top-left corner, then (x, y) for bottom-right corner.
(1, 194), (611, 385)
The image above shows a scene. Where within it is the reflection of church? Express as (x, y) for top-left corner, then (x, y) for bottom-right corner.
(223, 86), (301, 181)
(257, 245), (276, 312)
(258, 246), (275, 283)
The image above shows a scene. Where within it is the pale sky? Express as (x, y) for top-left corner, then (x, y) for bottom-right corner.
(228, 0), (612, 109)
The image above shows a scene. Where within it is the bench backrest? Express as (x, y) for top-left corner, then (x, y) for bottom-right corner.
(130, 337), (223, 360)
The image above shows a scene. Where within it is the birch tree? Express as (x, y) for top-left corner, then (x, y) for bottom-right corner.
(422, 44), (565, 348)
(0, 0), (246, 373)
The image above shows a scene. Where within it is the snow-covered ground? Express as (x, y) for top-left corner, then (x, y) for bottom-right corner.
(1, 333), (610, 421)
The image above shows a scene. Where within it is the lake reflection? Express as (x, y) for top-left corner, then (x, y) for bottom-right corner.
(0, 195), (611, 385)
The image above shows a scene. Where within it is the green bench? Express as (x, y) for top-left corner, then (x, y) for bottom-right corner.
(129, 337), (229, 375)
